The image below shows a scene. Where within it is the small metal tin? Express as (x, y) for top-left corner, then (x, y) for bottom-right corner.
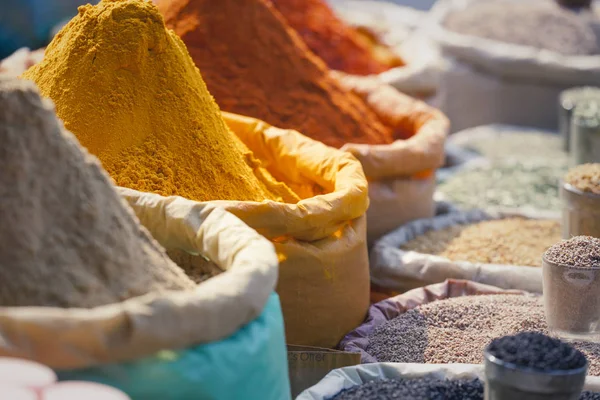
(559, 87), (600, 151)
(570, 99), (600, 165)
(542, 255), (600, 341)
(484, 349), (587, 400)
(562, 182), (600, 239)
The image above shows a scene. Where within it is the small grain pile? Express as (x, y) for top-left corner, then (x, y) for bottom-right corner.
(157, 0), (398, 149)
(438, 160), (568, 210)
(401, 218), (560, 267)
(581, 392), (600, 399)
(330, 377), (484, 400)
(0, 77), (195, 308)
(565, 164), (600, 195)
(267, 0), (403, 75)
(444, 1), (600, 55)
(365, 294), (600, 375)
(22, 0), (299, 204)
(486, 332), (586, 371)
(545, 236), (600, 267)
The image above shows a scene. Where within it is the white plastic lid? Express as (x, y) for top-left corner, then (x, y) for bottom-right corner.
(42, 382), (130, 400)
(0, 357), (56, 389)
(0, 385), (38, 400)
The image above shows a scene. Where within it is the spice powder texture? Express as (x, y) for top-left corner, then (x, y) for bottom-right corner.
(22, 0), (298, 203)
(268, 0), (402, 75)
(157, 0), (395, 149)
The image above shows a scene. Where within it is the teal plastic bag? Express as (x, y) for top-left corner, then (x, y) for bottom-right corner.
(57, 293), (291, 400)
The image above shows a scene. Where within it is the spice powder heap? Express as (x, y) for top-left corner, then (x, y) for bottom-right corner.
(267, 0), (403, 75)
(22, 0), (299, 204)
(157, 0), (396, 149)
(0, 77), (195, 308)
(401, 218), (560, 267)
(565, 163), (600, 195)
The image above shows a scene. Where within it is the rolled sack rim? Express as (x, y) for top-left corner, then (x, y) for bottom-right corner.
(0, 202), (279, 369)
(427, 0), (600, 86)
(332, 71), (449, 181)
(217, 112), (370, 242)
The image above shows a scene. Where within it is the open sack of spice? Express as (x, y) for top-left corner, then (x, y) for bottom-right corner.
(370, 209), (560, 295)
(22, 0), (370, 350)
(0, 76), (289, 400)
(424, 0), (600, 133)
(296, 362), (600, 400)
(268, 0), (442, 99)
(339, 279), (600, 378)
(438, 124), (566, 183)
(157, 0), (448, 244)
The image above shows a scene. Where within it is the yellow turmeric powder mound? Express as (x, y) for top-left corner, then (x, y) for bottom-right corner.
(22, 0), (299, 203)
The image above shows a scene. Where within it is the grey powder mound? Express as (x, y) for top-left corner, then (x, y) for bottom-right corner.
(0, 77), (195, 308)
(365, 294), (600, 375)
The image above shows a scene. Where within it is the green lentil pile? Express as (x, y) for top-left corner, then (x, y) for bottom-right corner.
(438, 160), (568, 210)
(565, 163), (600, 195)
(401, 218), (560, 267)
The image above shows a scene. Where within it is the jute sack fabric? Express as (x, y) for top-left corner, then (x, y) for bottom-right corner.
(333, 73), (449, 243)
(425, 0), (600, 133)
(0, 201), (278, 369)
(370, 209), (560, 295)
(297, 362), (600, 399)
(123, 112), (371, 349)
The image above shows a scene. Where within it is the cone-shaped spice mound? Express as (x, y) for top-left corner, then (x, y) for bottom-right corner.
(22, 0), (298, 203)
(158, 0), (395, 149)
(268, 0), (402, 75)
(0, 77), (195, 308)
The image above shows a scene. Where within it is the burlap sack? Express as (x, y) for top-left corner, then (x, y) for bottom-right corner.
(0, 202), (278, 369)
(340, 279), (525, 363)
(297, 362), (600, 399)
(122, 112), (370, 349)
(426, 0), (600, 133)
(370, 209), (560, 295)
(333, 73), (449, 243)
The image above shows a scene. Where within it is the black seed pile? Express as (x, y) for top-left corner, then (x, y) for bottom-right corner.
(328, 377), (484, 400)
(545, 236), (600, 268)
(581, 392), (600, 400)
(487, 332), (586, 371)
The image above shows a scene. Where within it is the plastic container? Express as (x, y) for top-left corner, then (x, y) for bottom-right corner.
(484, 349), (587, 400)
(0, 357), (56, 390)
(559, 87), (600, 151)
(542, 256), (600, 340)
(561, 182), (600, 239)
(42, 381), (130, 399)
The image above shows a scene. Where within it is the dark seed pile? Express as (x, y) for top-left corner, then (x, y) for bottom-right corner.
(364, 294), (600, 375)
(581, 392), (600, 400)
(545, 236), (600, 268)
(329, 377), (484, 400)
(487, 332), (586, 371)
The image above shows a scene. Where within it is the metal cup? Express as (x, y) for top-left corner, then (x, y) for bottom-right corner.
(561, 182), (600, 239)
(570, 100), (600, 165)
(543, 255), (600, 340)
(484, 349), (587, 400)
(559, 87), (600, 152)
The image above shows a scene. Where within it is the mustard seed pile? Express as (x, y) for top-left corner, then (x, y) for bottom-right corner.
(545, 236), (600, 268)
(566, 164), (600, 195)
(444, 1), (600, 55)
(0, 77), (195, 308)
(401, 218), (560, 267)
(365, 294), (600, 375)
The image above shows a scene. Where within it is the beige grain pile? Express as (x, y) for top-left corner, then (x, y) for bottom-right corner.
(401, 218), (561, 267)
(0, 77), (195, 308)
(565, 163), (600, 195)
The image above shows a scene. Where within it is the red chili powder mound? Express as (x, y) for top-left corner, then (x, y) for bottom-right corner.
(157, 0), (395, 148)
(268, 0), (403, 75)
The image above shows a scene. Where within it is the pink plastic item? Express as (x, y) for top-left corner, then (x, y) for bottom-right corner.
(42, 382), (130, 400)
(0, 384), (38, 400)
(0, 357), (56, 390)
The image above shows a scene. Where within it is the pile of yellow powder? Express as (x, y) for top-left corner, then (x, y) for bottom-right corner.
(22, 0), (299, 204)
